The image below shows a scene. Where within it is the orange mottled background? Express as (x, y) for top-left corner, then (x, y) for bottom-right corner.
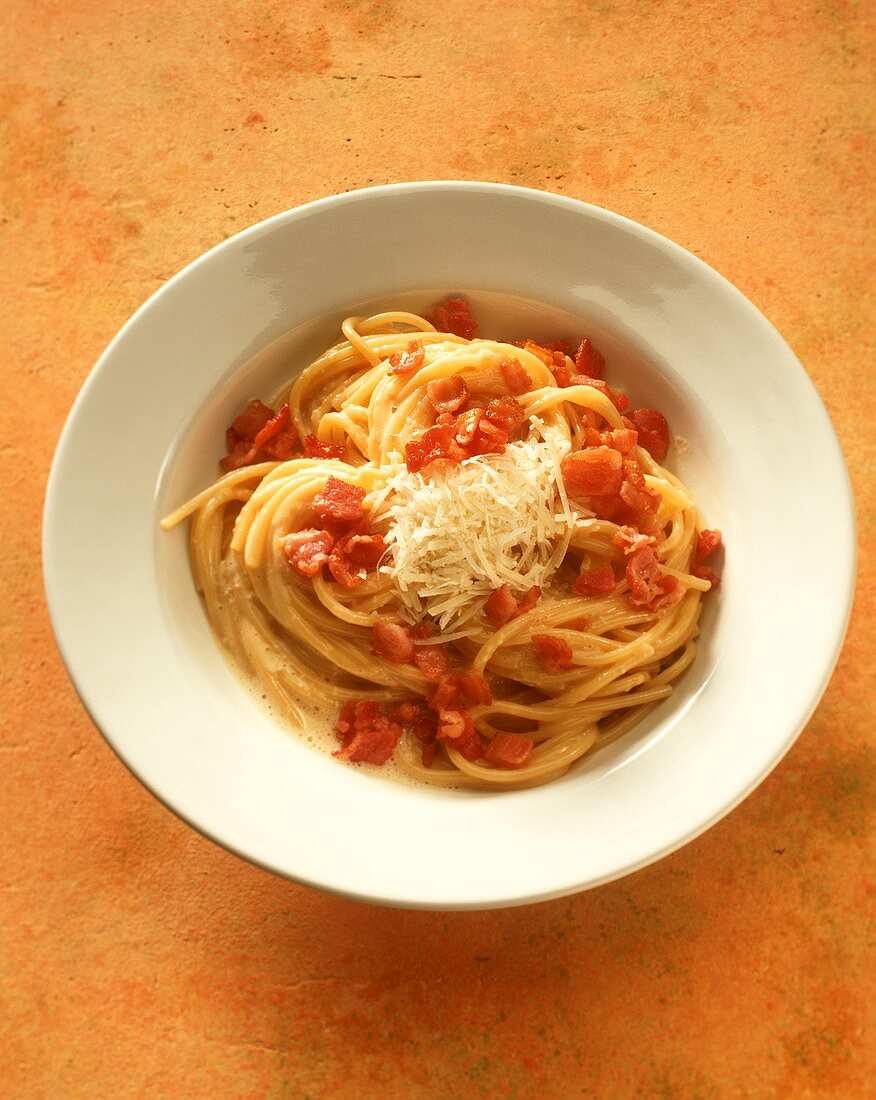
(1, 1), (874, 1096)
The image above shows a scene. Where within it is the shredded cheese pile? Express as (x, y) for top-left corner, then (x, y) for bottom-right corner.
(373, 421), (590, 634)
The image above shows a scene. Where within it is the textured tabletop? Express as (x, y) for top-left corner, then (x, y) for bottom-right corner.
(2, 1), (873, 1096)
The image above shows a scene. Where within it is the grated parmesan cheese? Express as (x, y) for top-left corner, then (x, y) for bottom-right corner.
(371, 421), (594, 632)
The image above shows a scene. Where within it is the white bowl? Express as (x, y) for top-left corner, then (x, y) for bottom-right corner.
(43, 183), (855, 909)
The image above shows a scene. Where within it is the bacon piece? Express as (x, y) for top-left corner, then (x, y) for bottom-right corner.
(574, 338), (606, 379)
(328, 528), (384, 588)
(585, 426), (639, 457)
(626, 546), (682, 611)
(412, 644), (451, 682)
(454, 406), (483, 446)
(532, 634), (574, 673)
(499, 358), (533, 395)
(613, 526), (658, 555)
(695, 529), (722, 564)
(312, 476), (366, 524)
(618, 460), (661, 523)
(405, 420), (462, 473)
(458, 669), (493, 706)
(483, 396), (527, 436)
(518, 586), (542, 615)
(430, 297), (477, 340)
(342, 530), (385, 570)
(573, 565), (616, 597)
(231, 399), (274, 441)
(453, 723), (484, 762)
(262, 425), (299, 460)
(484, 584), (520, 627)
(427, 375), (469, 414)
(281, 529), (335, 577)
(484, 584), (542, 627)
(561, 446), (624, 498)
(541, 339), (574, 356)
(220, 440), (259, 471)
(437, 709), (468, 741)
(393, 701), (422, 724)
(388, 339), (425, 375)
(692, 528), (722, 587)
(428, 674), (463, 714)
(692, 564), (720, 586)
(627, 408), (670, 463)
(333, 701), (402, 765)
(303, 435), (348, 461)
(514, 340), (568, 370)
(485, 732), (533, 770)
(372, 622), (415, 664)
(468, 417), (509, 456)
(221, 402), (298, 470)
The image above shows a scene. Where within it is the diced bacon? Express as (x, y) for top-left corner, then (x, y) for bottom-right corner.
(430, 296), (477, 340)
(483, 583), (542, 627)
(427, 375), (469, 414)
(514, 340), (568, 370)
(304, 434), (348, 460)
(627, 408), (670, 463)
(251, 403), (292, 451)
(613, 526), (658, 555)
(585, 427), (639, 457)
(693, 529), (722, 587)
(342, 530), (385, 570)
(437, 709), (467, 740)
(372, 622), (415, 663)
(393, 701), (422, 724)
(421, 740), (439, 767)
(618, 460), (661, 522)
(695, 529), (722, 564)
(405, 420), (462, 473)
(458, 668), (493, 705)
(483, 396), (527, 436)
(574, 338), (606, 379)
(485, 584), (522, 627)
(573, 564), (616, 597)
(499, 358), (533, 395)
(231, 399), (274, 441)
(454, 407), (483, 446)
(334, 704), (402, 765)
(388, 339), (425, 375)
(262, 425), (299, 461)
(221, 402), (298, 470)
(220, 440), (259, 471)
(335, 699), (376, 736)
(453, 723), (484, 762)
(561, 446), (624, 497)
(312, 476), (366, 523)
(517, 586), (542, 615)
(427, 674), (464, 714)
(412, 643), (451, 682)
(468, 417), (509, 456)
(541, 339), (574, 356)
(532, 634), (574, 673)
(281, 528), (335, 577)
(626, 546), (682, 611)
(484, 732), (533, 770)
(328, 528), (384, 588)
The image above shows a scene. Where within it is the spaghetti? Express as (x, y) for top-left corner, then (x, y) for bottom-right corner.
(162, 298), (722, 790)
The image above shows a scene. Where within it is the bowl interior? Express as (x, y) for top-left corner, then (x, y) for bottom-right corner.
(45, 184), (854, 908)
